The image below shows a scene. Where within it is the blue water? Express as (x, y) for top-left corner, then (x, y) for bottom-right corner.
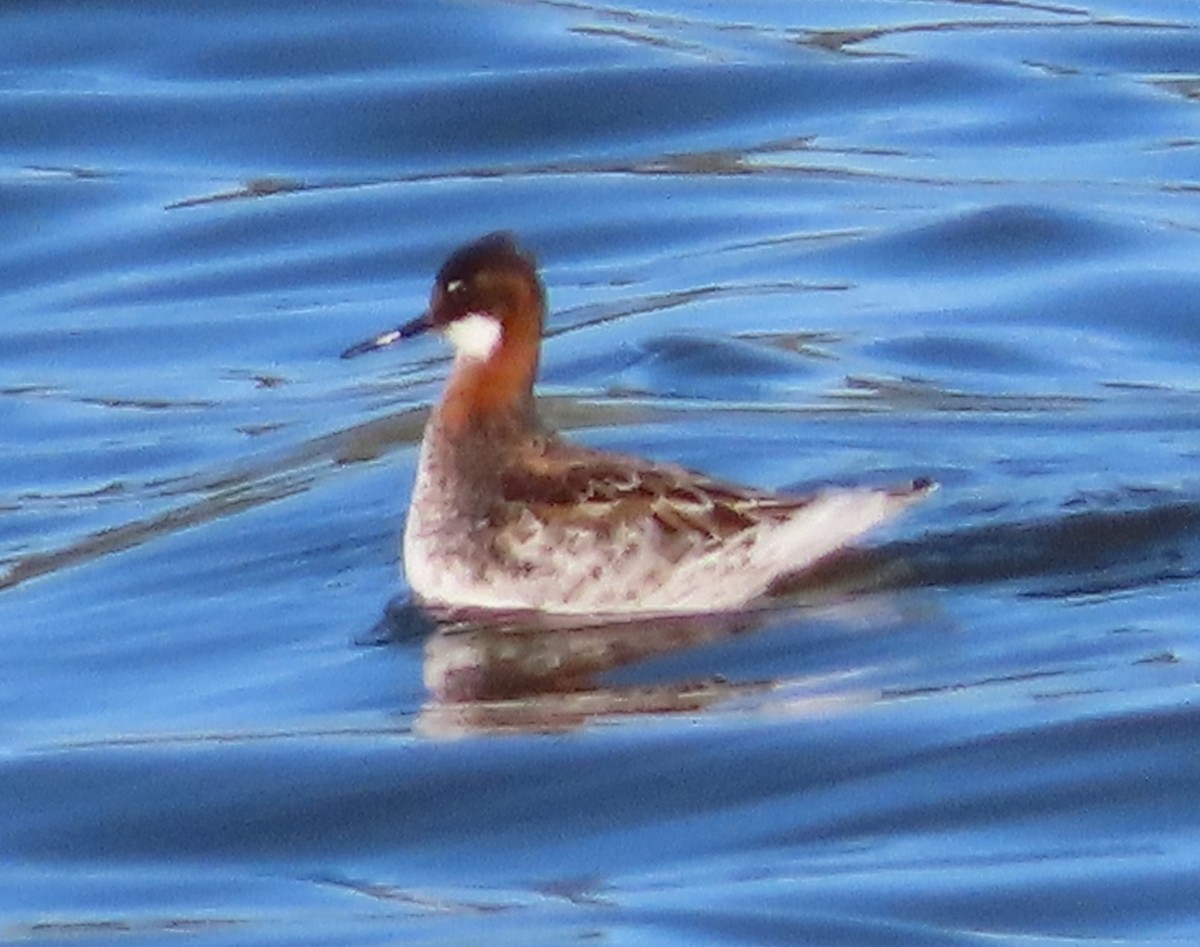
(4, 2), (1200, 944)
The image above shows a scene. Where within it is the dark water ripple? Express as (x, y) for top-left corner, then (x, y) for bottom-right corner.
(4, 1), (1200, 944)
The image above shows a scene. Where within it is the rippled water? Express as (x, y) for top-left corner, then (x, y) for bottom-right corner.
(4, 1), (1200, 944)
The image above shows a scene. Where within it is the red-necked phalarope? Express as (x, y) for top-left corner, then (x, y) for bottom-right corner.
(343, 232), (934, 614)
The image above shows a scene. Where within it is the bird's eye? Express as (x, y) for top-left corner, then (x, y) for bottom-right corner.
(445, 279), (465, 295)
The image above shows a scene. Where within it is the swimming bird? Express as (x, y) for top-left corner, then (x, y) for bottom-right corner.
(342, 232), (933, 614)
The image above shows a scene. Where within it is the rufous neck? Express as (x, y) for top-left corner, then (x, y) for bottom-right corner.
(436, 333), (539, 437)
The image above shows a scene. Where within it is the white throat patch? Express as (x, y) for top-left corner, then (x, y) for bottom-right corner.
(445, 312), (502, 361)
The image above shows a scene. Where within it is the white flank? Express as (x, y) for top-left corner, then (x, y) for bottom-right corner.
(445, 312), (502, 361)
(405, 476), (936, 615)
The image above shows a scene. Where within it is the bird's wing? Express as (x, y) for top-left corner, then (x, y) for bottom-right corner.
(496, 436), (814, 544)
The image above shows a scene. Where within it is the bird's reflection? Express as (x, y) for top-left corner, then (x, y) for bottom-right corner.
(370, 598), (781, 736)
(361, 540), (943, 737)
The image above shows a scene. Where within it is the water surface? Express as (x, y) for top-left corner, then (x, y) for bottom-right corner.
(3, 1), (1200, 944)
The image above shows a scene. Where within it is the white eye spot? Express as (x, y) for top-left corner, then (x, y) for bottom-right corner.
(444, 312), (502, 361)
(445, 279), (465, 295)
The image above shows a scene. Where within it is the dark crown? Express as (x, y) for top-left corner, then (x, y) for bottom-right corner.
(437, 231), (538, 290)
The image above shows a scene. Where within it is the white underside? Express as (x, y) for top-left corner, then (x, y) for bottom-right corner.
(403, 466), (929, 615)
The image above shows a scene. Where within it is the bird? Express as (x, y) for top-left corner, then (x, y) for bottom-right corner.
(342, 232), (934, 615)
